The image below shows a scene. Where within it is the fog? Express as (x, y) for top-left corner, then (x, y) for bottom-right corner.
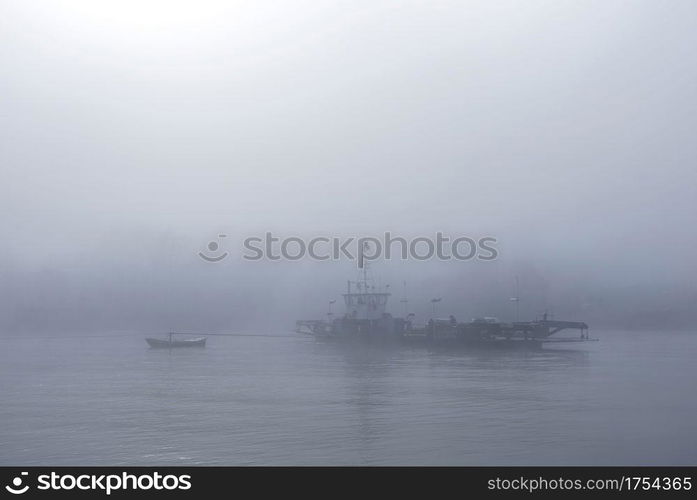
(2, 0), (696, 333)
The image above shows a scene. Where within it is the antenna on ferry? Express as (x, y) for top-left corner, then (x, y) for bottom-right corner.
(400, 281), (409, 316)
(430, 297), (442, 316)
(509, 276), (520, 322)
(361, 240), (371, 285)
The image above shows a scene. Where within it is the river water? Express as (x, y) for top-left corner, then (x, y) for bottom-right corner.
(1, 329), (695, 465)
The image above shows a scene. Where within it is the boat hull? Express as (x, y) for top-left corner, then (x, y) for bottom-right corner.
(297, 315), (591, 350)
(145, 337), (207, 348)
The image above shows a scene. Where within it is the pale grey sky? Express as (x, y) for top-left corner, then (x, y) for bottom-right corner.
(1, 1), (696, 330)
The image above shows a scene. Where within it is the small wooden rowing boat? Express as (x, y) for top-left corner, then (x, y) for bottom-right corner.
(145, 336), (207, 348)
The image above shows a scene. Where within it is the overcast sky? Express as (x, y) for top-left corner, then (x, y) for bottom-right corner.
(1, 1), (696, 331)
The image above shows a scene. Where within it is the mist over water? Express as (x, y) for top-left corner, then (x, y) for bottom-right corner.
(2, 1), (697, 465)
(2, 0), (697, 334)
(2, 330), (696, 465)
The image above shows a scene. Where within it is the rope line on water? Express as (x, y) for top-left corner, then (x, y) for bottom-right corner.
(1, 332), (296, 340)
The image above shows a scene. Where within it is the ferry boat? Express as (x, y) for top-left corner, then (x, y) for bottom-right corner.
(295, 267), (592, 348)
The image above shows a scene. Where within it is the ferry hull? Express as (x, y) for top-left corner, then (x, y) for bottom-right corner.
(297, 318), (591, 349)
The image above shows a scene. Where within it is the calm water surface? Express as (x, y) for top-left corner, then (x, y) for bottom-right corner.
(1, 330), (696, 465)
